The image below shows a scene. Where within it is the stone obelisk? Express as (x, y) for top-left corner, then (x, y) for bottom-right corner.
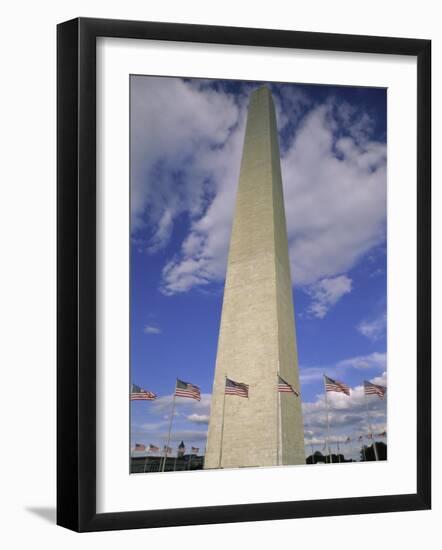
(204, 87), (305, 469)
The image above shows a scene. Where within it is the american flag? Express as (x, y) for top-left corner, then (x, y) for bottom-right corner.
(191, 446), (199, 454)
(175, 379), (201, 401)
(364, 380), (387, 399)
(377, 430), (387, 438)
(130, 383), (157, 401)
(225, 377), (249, 398)
(148, 444), (159, 453)
(324, 375), (350, 396)
(135, 443), (146, 451)
(163, 445), (172, 455)
(277, 375), (300, 396)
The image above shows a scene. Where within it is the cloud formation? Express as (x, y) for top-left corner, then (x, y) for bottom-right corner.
(300, 351), (386, 385)
(187, 413), (210, 424)
(306, 275), (352, 318)
(337, 351), (386, 371)
(357, 312), (387, 340)
(302, 372), (387, 453)
(131, 394), (212, 454)
(143, 324), (161, 335)
(131, 76), (243, 253)
(131, 78), (386, 316)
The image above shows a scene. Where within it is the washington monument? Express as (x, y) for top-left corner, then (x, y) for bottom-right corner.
(204, 87), (305, 469)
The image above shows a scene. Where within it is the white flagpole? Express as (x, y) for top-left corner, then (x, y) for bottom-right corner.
(360, 438), (366, 461)
(218, 376), (227, 468)
(188, 451), (192, 470)
(173, 449), (178, 471)
(143, 450), (150, 473)
(276, 376), (280, 466)
(323, 375), (332, 463)
(162, 388), (177, 472)
(364, 390), (379, 461)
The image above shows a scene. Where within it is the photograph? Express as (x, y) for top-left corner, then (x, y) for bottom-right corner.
(129, 76), (388, 473)
(0, 0), (433, 541)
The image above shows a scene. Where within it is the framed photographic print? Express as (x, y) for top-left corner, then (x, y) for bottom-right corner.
(57, 17), (431, 532)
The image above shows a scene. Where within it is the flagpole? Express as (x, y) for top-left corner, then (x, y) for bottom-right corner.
(364, 390), (379, 461)
(218, 376), (227, 468)
(310, 441), (315, 464)
(360, 438), (366, 461)
(346, 438), (351, 461)
(162, 389), (177, 472)
(143, 450), (150, 473)
(173, 448), (178, 471)
(323, 375), (332, 463)
(276, 376), (280, 466)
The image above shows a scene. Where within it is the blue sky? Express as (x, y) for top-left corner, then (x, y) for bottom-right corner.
(130, 76), (387, 461)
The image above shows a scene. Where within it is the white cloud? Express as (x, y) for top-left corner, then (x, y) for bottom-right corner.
(300, 351), (386, 385)
(302, 372), (387, 446)
(357, 313), (386, 340)
(150, 393), (212, 416)
(337, 352), (386, 371)
(131, 76), (243, 252)
(187, 414), (210, 424)
(132, 394), (211, 454)
(306, 275), (352, 318)
(137, 421), (168, 431)
(131, 80), (386, 308)
(143, 324), (161, 335)
(299, 367), (329, 384)
(282, 103), (386, 287)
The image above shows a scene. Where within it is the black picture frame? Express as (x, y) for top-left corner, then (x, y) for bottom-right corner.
(57, 17), (431, 532)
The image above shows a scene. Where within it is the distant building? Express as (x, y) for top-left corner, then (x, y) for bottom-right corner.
(177, 441), (185, 459)
(131, 453), (204, 474)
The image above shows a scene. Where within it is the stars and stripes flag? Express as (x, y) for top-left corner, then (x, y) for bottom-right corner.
(225, 377), (249, 398)
(324, 375), (350, 396)
(148, 444), (159, 453)
(277, 375), (300, 396)
(364, 380), (387, 399)
(134, 443), (146, 451)
(191, 446), (199, 454)
(175, 379), (201, 401)
(163, 445), (172, 455)
(130, 383), (157, 401)
(377, 430), (387, 437)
